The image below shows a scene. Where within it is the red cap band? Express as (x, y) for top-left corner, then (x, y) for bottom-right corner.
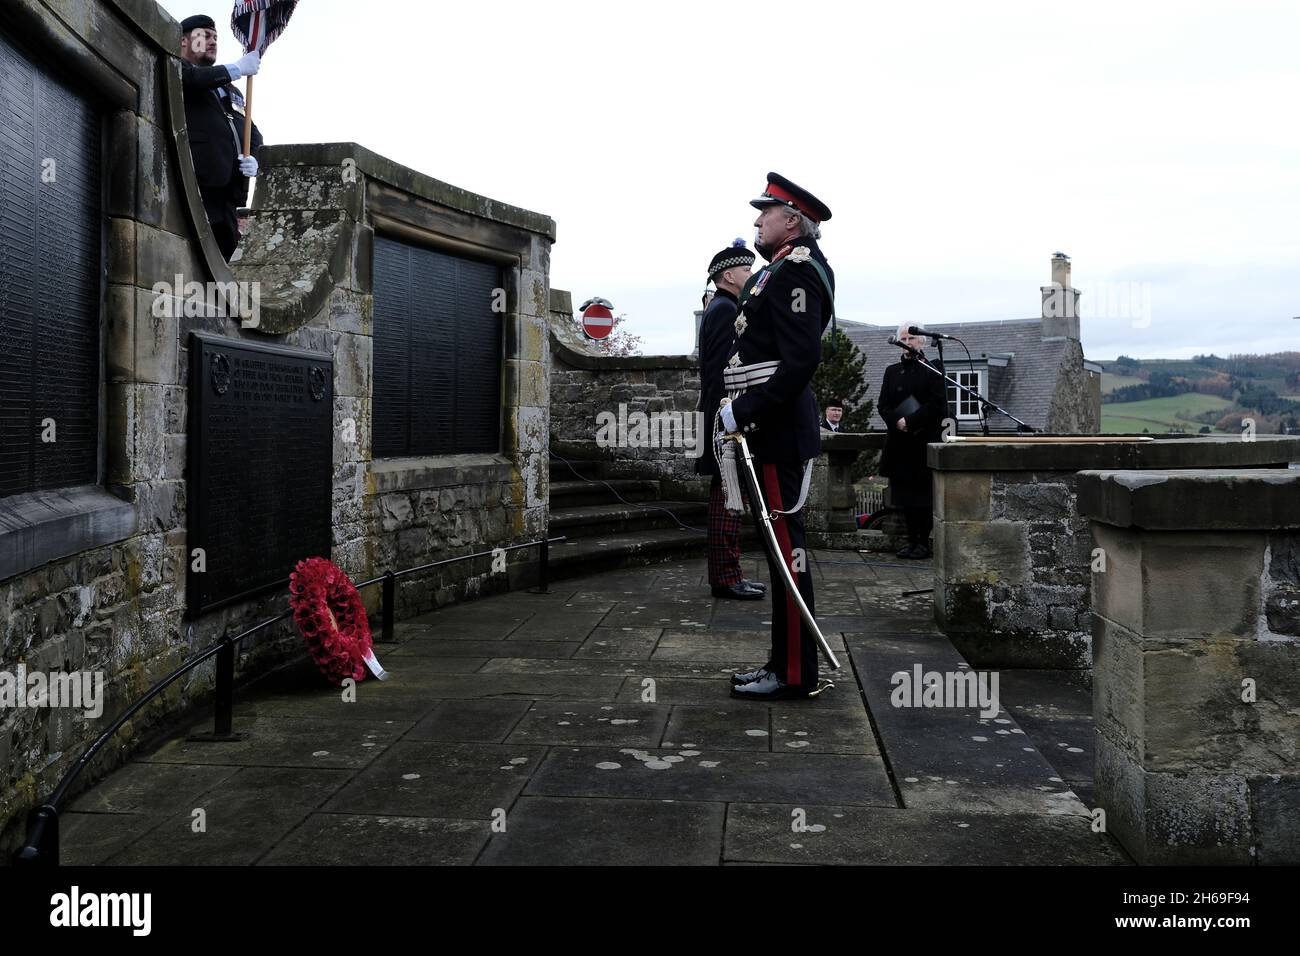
(763, 183), (820, 223)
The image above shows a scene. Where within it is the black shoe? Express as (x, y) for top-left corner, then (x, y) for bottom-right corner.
(743, 579), (766, 593)
(731, 665), (772, 686)
(711, 581), (764, 600)
(730, 672), (816, 701)
(912, 544), (932, 559)
(896, 544), (918, 559)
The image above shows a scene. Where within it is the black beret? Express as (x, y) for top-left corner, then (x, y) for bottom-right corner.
(181, 14), (216, 33)
(750, 172), (832, 223)
(708, 238), (756, 280)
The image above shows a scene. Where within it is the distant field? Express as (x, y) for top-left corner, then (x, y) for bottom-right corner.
(1100, 372), (1146, 394)
(1100, 393), (1234, 434)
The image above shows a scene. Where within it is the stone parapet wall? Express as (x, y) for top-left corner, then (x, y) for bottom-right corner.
(1080, 468), (1300, 864)
(549, 296), (708, 497)
(930, 436), (1300, 669)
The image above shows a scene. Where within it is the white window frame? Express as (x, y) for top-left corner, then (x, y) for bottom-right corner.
(946, 369), (986, 421)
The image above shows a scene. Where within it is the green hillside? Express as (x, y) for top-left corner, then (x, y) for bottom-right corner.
(1100, 393), (1233, 434)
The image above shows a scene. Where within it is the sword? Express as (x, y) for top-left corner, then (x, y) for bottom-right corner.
(718, 423), (841, 671)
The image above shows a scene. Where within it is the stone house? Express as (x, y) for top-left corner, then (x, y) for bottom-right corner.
(841, 254), (1103, 434)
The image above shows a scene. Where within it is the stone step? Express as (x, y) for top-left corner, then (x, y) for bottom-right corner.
(549, 478), (661, 508)
(544, 527), (707, 580)
(548, 456), (603, 480)
(550, 500), (708, 539)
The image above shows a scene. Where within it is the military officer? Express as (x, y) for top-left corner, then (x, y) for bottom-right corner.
(720, 173), (835, 701)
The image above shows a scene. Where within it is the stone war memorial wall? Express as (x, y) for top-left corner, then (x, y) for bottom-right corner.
(0, 0), (554, 852)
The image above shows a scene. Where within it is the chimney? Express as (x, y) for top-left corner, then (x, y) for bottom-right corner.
(1040, 252), (1080, 340)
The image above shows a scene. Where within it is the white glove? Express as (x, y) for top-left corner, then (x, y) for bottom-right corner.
(227, 49), (260, 80)
(720, 403), (738, 434)
(238, 154), (258, 177)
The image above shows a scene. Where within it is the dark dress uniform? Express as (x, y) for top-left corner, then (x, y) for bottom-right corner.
(727, 174), (835, 697)
(697, 288), (745, 587)
(877, 355), (949, 552)
(181, 61), (263, 259)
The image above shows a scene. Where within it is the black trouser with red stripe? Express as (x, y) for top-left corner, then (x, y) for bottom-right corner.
(745, 458), (818, 689)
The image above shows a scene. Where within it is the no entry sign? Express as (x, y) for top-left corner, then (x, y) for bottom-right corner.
(580, 297), (615, 340)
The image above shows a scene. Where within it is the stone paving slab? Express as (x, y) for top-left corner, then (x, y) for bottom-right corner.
(100, 766), (350, 866)
(847, 631), (1090, 816)
(723, 804), (1129, 865)
(614, 676), (863, 709)
(475, 657), (751, 679)
(998, 668), (1093, 718)
(67, 762), (242, 815)
(234, 683), (441, 720)
(322, 742), (547, 819)
(662, 704), (880, 755)
(507, 611), (608, 641)
(369, 651), (493, 670)
(477, 796), (726, 866)
(59, 811), (168, 866)
(407, 700), (532, 743)
(259, 813), (490, 865)
(340, 673), (626, 701)
(139, 715), (405, 769)
(1011, 712), (1096, 789)
(504, 702), (670, 748)
(386, 640), (577, 659)
(525, 746), (896, 806)
(603, 604), (715, 629)
(573, 627), (663, 659)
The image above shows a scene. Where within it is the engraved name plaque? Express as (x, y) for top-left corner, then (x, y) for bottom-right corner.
(187, 332), (333, 617)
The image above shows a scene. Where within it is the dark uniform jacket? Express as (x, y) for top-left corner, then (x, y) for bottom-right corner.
(695, 288), (739, 478)
(180, 61), (263, 219)
(877, 356), (949, 482)
(729, 237), (835, 463)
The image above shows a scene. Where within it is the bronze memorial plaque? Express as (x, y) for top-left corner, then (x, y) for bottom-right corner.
(187, 332), (333, 617)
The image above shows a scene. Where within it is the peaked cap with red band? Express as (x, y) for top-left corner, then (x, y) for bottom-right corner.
(750, 171), (832, 224)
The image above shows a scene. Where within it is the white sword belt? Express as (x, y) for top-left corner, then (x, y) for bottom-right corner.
(716, 358), (815, 517)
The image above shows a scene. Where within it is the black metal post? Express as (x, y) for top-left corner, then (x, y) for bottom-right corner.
(382, 570), (396, 643)
(12, 805), (58, 867)
(213, 638), (234, 737)
(538, 535), (550, 593)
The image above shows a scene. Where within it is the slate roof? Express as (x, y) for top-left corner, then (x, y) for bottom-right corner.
(838, 318), (1072, 433)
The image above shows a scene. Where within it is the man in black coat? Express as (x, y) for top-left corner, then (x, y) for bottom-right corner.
(697, 240), (765, 600)
(877, 327), (949, 558)
(178, 14), (264, 260)
(721, 173), (835, 701)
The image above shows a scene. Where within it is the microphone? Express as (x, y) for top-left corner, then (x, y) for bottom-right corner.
(909, 326), (956, 340)
(888, 335), (922, 356)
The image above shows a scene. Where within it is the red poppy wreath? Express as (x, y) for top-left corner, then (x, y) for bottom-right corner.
(288, 557), (375, 685)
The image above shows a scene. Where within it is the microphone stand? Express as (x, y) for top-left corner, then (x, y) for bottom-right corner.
(906, 338), (1036, 434)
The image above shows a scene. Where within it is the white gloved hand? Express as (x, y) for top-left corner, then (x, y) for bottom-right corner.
(227, 49), (261, 80)
(720, 403), (738, 434)
(238, 154), (258, 177)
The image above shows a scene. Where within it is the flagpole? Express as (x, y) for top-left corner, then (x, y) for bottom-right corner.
(241, 73), (255, 157)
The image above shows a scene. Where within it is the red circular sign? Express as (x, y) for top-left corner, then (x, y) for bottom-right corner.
(581, 302), (614, 340)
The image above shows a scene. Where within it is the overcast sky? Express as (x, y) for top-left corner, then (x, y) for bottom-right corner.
(160, 0), (1298, 361)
